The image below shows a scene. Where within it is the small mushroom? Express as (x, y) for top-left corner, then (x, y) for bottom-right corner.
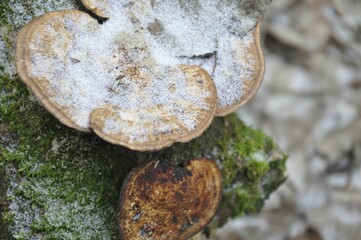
(15, 10), (217, 151)
(118, 159), (222, 240)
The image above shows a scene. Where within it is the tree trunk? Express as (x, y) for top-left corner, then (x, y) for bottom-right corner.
(0, 0), (285, 239)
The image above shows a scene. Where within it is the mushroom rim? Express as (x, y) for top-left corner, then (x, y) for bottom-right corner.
(15, 10), (96, 132)
(89, 65), (218, 152)
(215, 20), (265, 117)
(80, 0), (109, 19)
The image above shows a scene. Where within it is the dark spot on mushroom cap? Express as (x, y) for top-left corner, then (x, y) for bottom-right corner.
(148, 18), (165, 36)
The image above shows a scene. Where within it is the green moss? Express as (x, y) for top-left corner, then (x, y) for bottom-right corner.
(0, 161), (14, 240)
(245, 160), (270, 182)
(1, 61), (287, 238)
(262, 157), (288, 198)
(0, 66), (139, 239)
(142, 115), (287, 235)
(183, 116), (288, 233)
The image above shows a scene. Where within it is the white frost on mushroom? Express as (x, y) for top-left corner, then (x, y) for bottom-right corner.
(212, 32), (256, 109)
(79, 0), (266, 110)
(128, 0), (262, 110)
(19, 0), (267, 150)
(25, 10), (214, 149)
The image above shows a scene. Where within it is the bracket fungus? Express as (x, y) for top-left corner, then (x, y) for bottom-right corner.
(118, 159), (222, 240)
(15, 0), (269, 150)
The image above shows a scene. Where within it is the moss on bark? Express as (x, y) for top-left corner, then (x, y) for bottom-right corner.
(0, 0), (285, 239)
(0, 68), (287, 239)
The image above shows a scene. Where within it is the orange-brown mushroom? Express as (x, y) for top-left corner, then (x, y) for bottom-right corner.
(118, 159), (222, 240)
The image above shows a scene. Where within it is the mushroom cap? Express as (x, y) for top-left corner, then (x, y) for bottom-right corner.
(140, 1), (266, 115)
(16, 10), (99, 132)
(15, 10), (217, 151)
(16, 0), (269, 151)
(118, 159), (222, 240)
(214, 21), (265, 116)
(78, 0), (268, 115)
(90, 65), (217, 151)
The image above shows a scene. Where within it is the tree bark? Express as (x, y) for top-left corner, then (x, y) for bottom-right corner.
(0, 0), (285, 239)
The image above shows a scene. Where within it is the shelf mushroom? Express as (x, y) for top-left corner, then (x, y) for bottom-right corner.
(15, 10), (217, 151)
(15, 0), (269, 151)
(80, 0), (267, 116)
(118, 159), (222, 240)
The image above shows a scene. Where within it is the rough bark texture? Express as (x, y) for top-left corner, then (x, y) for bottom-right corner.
(0, 0), (286, 239)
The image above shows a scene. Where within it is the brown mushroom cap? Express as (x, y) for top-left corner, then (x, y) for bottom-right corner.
(127, 1), (266, 116)
(79, 0), (266, 116)
(15, 10), (217, 151)
(118, 159), (222, 240)
(16, 10), (99, 132)
(90, 65), (217, 151)
(214, 21), (265, 116)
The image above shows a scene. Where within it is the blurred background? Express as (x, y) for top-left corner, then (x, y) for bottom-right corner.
(216, 0), (361, 239)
